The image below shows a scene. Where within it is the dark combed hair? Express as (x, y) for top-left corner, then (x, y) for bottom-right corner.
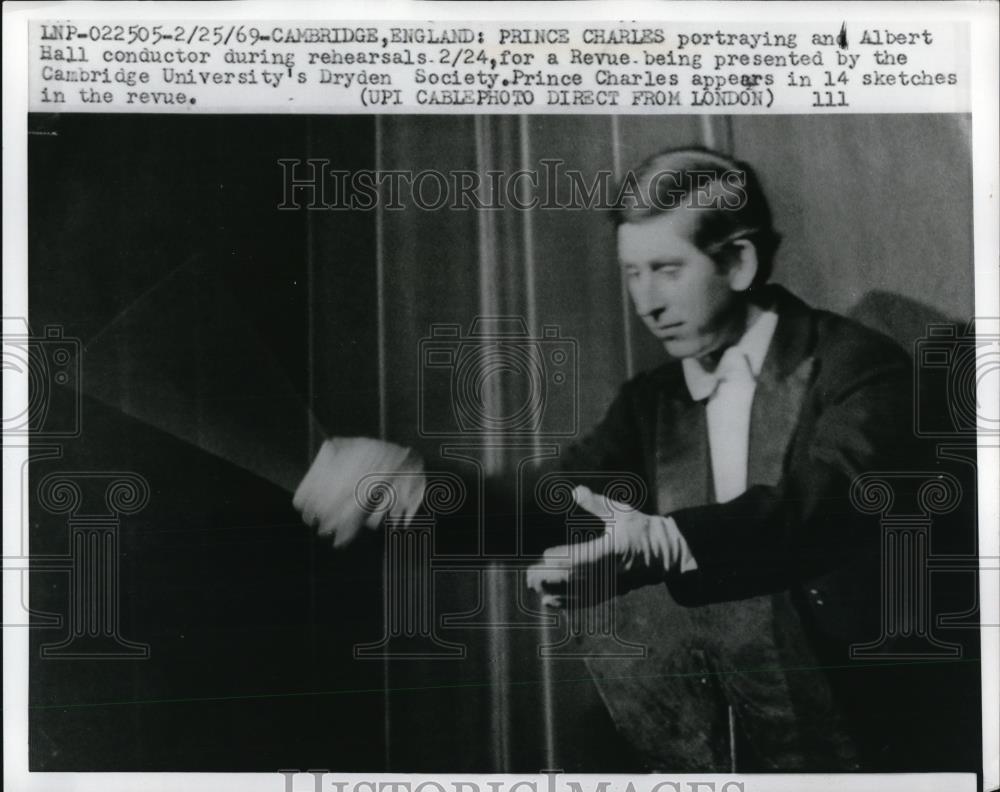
(611, 146), (782, 286)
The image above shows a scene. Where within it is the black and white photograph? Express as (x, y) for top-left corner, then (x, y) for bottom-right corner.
(4, 4), (998, 792)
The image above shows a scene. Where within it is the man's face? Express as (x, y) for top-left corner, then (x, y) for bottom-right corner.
(617, 210), (744, 360)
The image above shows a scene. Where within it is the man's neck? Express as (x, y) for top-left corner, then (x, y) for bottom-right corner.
(697, 299), (766, 372)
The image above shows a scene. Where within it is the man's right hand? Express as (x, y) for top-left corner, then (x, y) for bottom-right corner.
(292, 437), (426, 548)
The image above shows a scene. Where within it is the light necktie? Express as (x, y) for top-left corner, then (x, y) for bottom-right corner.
(704, 347), (756, 503)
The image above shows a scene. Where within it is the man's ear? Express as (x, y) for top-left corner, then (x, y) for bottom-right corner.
(724, 239), (758, 292)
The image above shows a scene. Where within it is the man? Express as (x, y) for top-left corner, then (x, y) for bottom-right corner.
(294, 147), (973, 772)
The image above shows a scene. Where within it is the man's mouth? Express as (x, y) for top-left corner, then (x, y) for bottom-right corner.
(654, 321), (684, 337)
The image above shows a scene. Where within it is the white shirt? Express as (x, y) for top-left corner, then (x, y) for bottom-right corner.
(657, 308), (780, 574)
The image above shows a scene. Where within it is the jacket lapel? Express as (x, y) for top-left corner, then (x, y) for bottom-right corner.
(748, 287), (818, 487)
(649, 367), (712, 514)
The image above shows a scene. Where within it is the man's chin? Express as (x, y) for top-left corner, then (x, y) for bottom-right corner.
(661, 333), (732, 361)
(660, 338), (698, 359)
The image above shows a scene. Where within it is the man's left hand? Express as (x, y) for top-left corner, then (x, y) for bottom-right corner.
(526, 485), (691, 608)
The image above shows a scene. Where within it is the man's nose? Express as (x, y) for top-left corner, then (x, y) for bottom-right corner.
(644, 303), (667, 322)
(631, 280), (667, 321)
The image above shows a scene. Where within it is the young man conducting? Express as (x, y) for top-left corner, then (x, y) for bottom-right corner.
(294, 148), (975, 773)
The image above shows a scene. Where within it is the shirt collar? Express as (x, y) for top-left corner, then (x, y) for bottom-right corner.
(681, 308), (779, 401)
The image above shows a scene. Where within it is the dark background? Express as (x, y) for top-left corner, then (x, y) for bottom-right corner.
(26, 113), (981, 773)
(28, 114), (395, 771)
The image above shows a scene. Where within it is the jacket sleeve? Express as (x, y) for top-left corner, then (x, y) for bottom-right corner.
(424, 378), (651, 556)
(668, 348), (917, 604)
(494, 379), (653, 555)
(559, 379), (647, 481)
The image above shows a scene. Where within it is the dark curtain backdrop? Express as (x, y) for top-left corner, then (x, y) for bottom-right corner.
(28, 113), (974, 772)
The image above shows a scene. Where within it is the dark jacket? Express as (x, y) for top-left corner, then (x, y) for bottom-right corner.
(556, 285), (978, 772)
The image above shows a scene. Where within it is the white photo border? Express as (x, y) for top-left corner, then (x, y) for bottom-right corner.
(3, 2), (997, 791)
